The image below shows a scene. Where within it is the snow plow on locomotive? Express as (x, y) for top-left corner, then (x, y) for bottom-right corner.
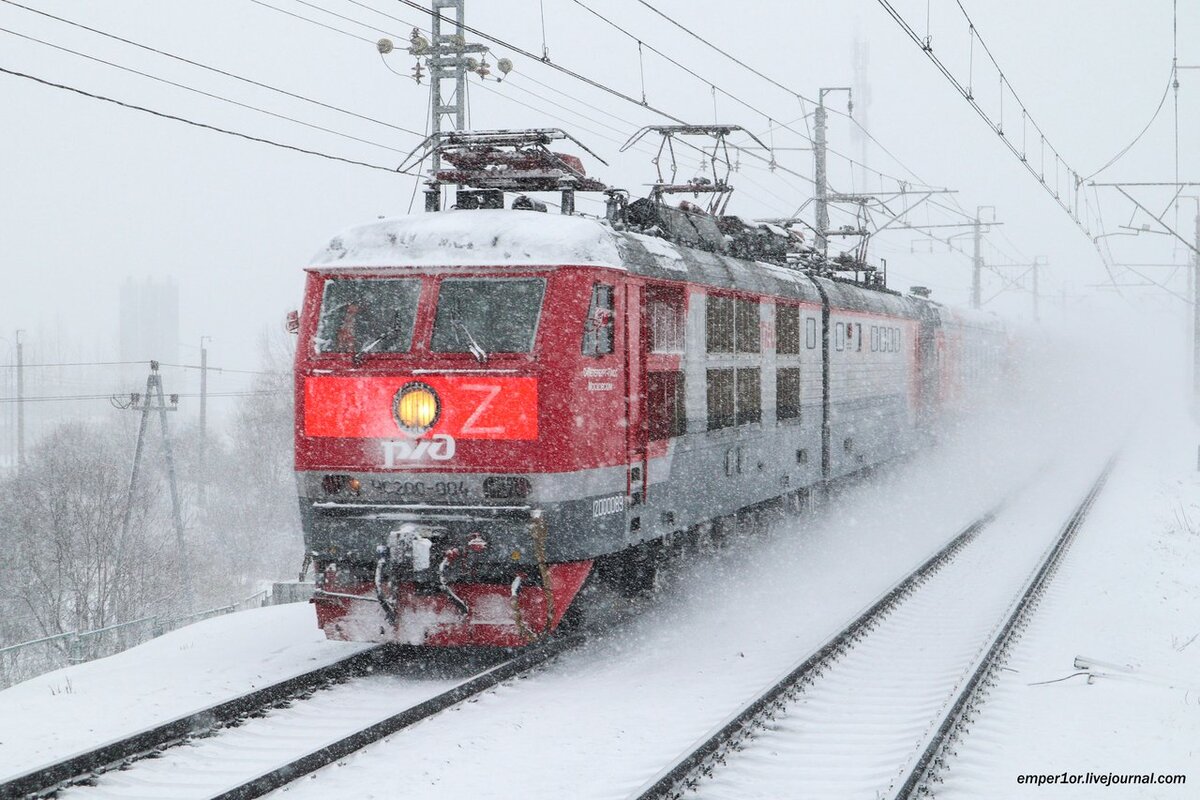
(294, 129), (1006, 648)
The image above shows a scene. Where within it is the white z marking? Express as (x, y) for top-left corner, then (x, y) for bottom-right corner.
(460, 383), (505, 435)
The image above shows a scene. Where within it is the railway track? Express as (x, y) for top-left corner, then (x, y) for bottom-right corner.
(3, 631), (582, 800)
(1, 646), (382, 799)
(634, 457), (1116, 800)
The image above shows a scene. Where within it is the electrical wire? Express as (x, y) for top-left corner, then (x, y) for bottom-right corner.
(0, 360), (146, 369)
(0, 64), (410, 175)
(875, 0), (1097, 240)
(246, 0), (377, 43)
(0, 391), (285, 404)
(629, 0), (956, 195)
(0, 0), (423, 137)
(1082, 65), (1175, 181)
(0, 25), (416, 155)
(0, 359), (282, 374)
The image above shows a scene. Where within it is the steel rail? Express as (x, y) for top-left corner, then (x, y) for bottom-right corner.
(1, 646), (384, 799)
(633, 504), (1006, 800)
(892, 457), (1117, 798)
(211, 630), (584, 799)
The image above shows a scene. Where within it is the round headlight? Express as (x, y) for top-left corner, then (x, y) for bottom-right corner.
(393, 382), (440, 435)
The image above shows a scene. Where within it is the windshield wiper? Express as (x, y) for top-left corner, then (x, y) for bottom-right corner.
(355, 312), (407, 364)
(454, 320), (488, 364)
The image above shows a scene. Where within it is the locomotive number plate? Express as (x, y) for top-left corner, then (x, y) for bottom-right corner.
(371, 480), (469, 500)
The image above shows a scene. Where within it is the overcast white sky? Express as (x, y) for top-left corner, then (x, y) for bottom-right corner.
(1, 0), (1196, 434)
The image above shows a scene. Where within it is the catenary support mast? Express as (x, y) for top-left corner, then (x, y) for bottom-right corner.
(424, 0), (488, 211)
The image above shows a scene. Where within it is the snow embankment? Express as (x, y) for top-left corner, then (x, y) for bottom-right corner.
(0, 603), (370, 780)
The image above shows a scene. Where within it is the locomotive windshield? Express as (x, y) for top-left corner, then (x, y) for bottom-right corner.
(431, 278), (546, 354)
(314, 278), (421, 354)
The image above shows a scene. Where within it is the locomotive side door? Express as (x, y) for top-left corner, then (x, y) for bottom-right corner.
(624, 282), (649, 514)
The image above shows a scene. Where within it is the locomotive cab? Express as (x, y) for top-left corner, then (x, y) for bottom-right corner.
(296, 213), (638, 646)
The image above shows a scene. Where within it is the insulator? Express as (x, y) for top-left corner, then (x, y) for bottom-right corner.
(377, 38), (394, 55)
(408, 29), (429, 54)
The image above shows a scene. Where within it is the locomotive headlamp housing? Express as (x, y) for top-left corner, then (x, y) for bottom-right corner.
(393, 382), (440, 435)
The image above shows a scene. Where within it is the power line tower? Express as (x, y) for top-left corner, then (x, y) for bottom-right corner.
(119, 361), (189, 600)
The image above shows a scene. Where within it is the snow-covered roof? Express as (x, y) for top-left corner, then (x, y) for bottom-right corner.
(311, 209), (622, 268)
(308, 210), (921, 315)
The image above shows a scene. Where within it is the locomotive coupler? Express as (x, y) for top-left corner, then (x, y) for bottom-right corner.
(387, 523), (435, 573)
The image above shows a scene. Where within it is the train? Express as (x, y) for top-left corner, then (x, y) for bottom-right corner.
(293, 128), (1006, 647)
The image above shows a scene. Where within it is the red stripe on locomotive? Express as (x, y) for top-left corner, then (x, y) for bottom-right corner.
(303, 375), (538, 440)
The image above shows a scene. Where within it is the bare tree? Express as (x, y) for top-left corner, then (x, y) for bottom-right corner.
(0, 422), (176, 642)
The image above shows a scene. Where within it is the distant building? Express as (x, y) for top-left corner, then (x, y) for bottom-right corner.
(119, 278), (179, 365)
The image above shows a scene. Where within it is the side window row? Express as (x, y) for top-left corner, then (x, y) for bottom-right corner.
(834, 322), (903, 353)
(591, 290), (900, 360)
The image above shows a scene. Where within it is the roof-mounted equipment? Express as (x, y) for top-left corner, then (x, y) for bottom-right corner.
(400, 128), (609, 214)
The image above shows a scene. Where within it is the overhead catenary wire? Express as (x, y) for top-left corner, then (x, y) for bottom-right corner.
(1082, 65), (1175, 181)
(0, 64), (410, 174)
(246, 0), (379, 44)
(0, 391), (285, 404)
(0, 25), (418, 155)
(873, 0), (1095, 237)
(632, 0), (955, 194)
(0, 359), (282, 374)
(0, 0), (423, 138)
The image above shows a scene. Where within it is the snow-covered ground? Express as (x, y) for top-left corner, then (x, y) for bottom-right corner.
(0, 604), (372, 781)
(939, 413), (1200, 799)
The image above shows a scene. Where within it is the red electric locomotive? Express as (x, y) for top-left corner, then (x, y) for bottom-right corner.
(294, 129), (1004, 647)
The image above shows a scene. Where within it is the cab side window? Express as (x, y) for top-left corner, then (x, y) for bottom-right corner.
(583, 284), (615, 355)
